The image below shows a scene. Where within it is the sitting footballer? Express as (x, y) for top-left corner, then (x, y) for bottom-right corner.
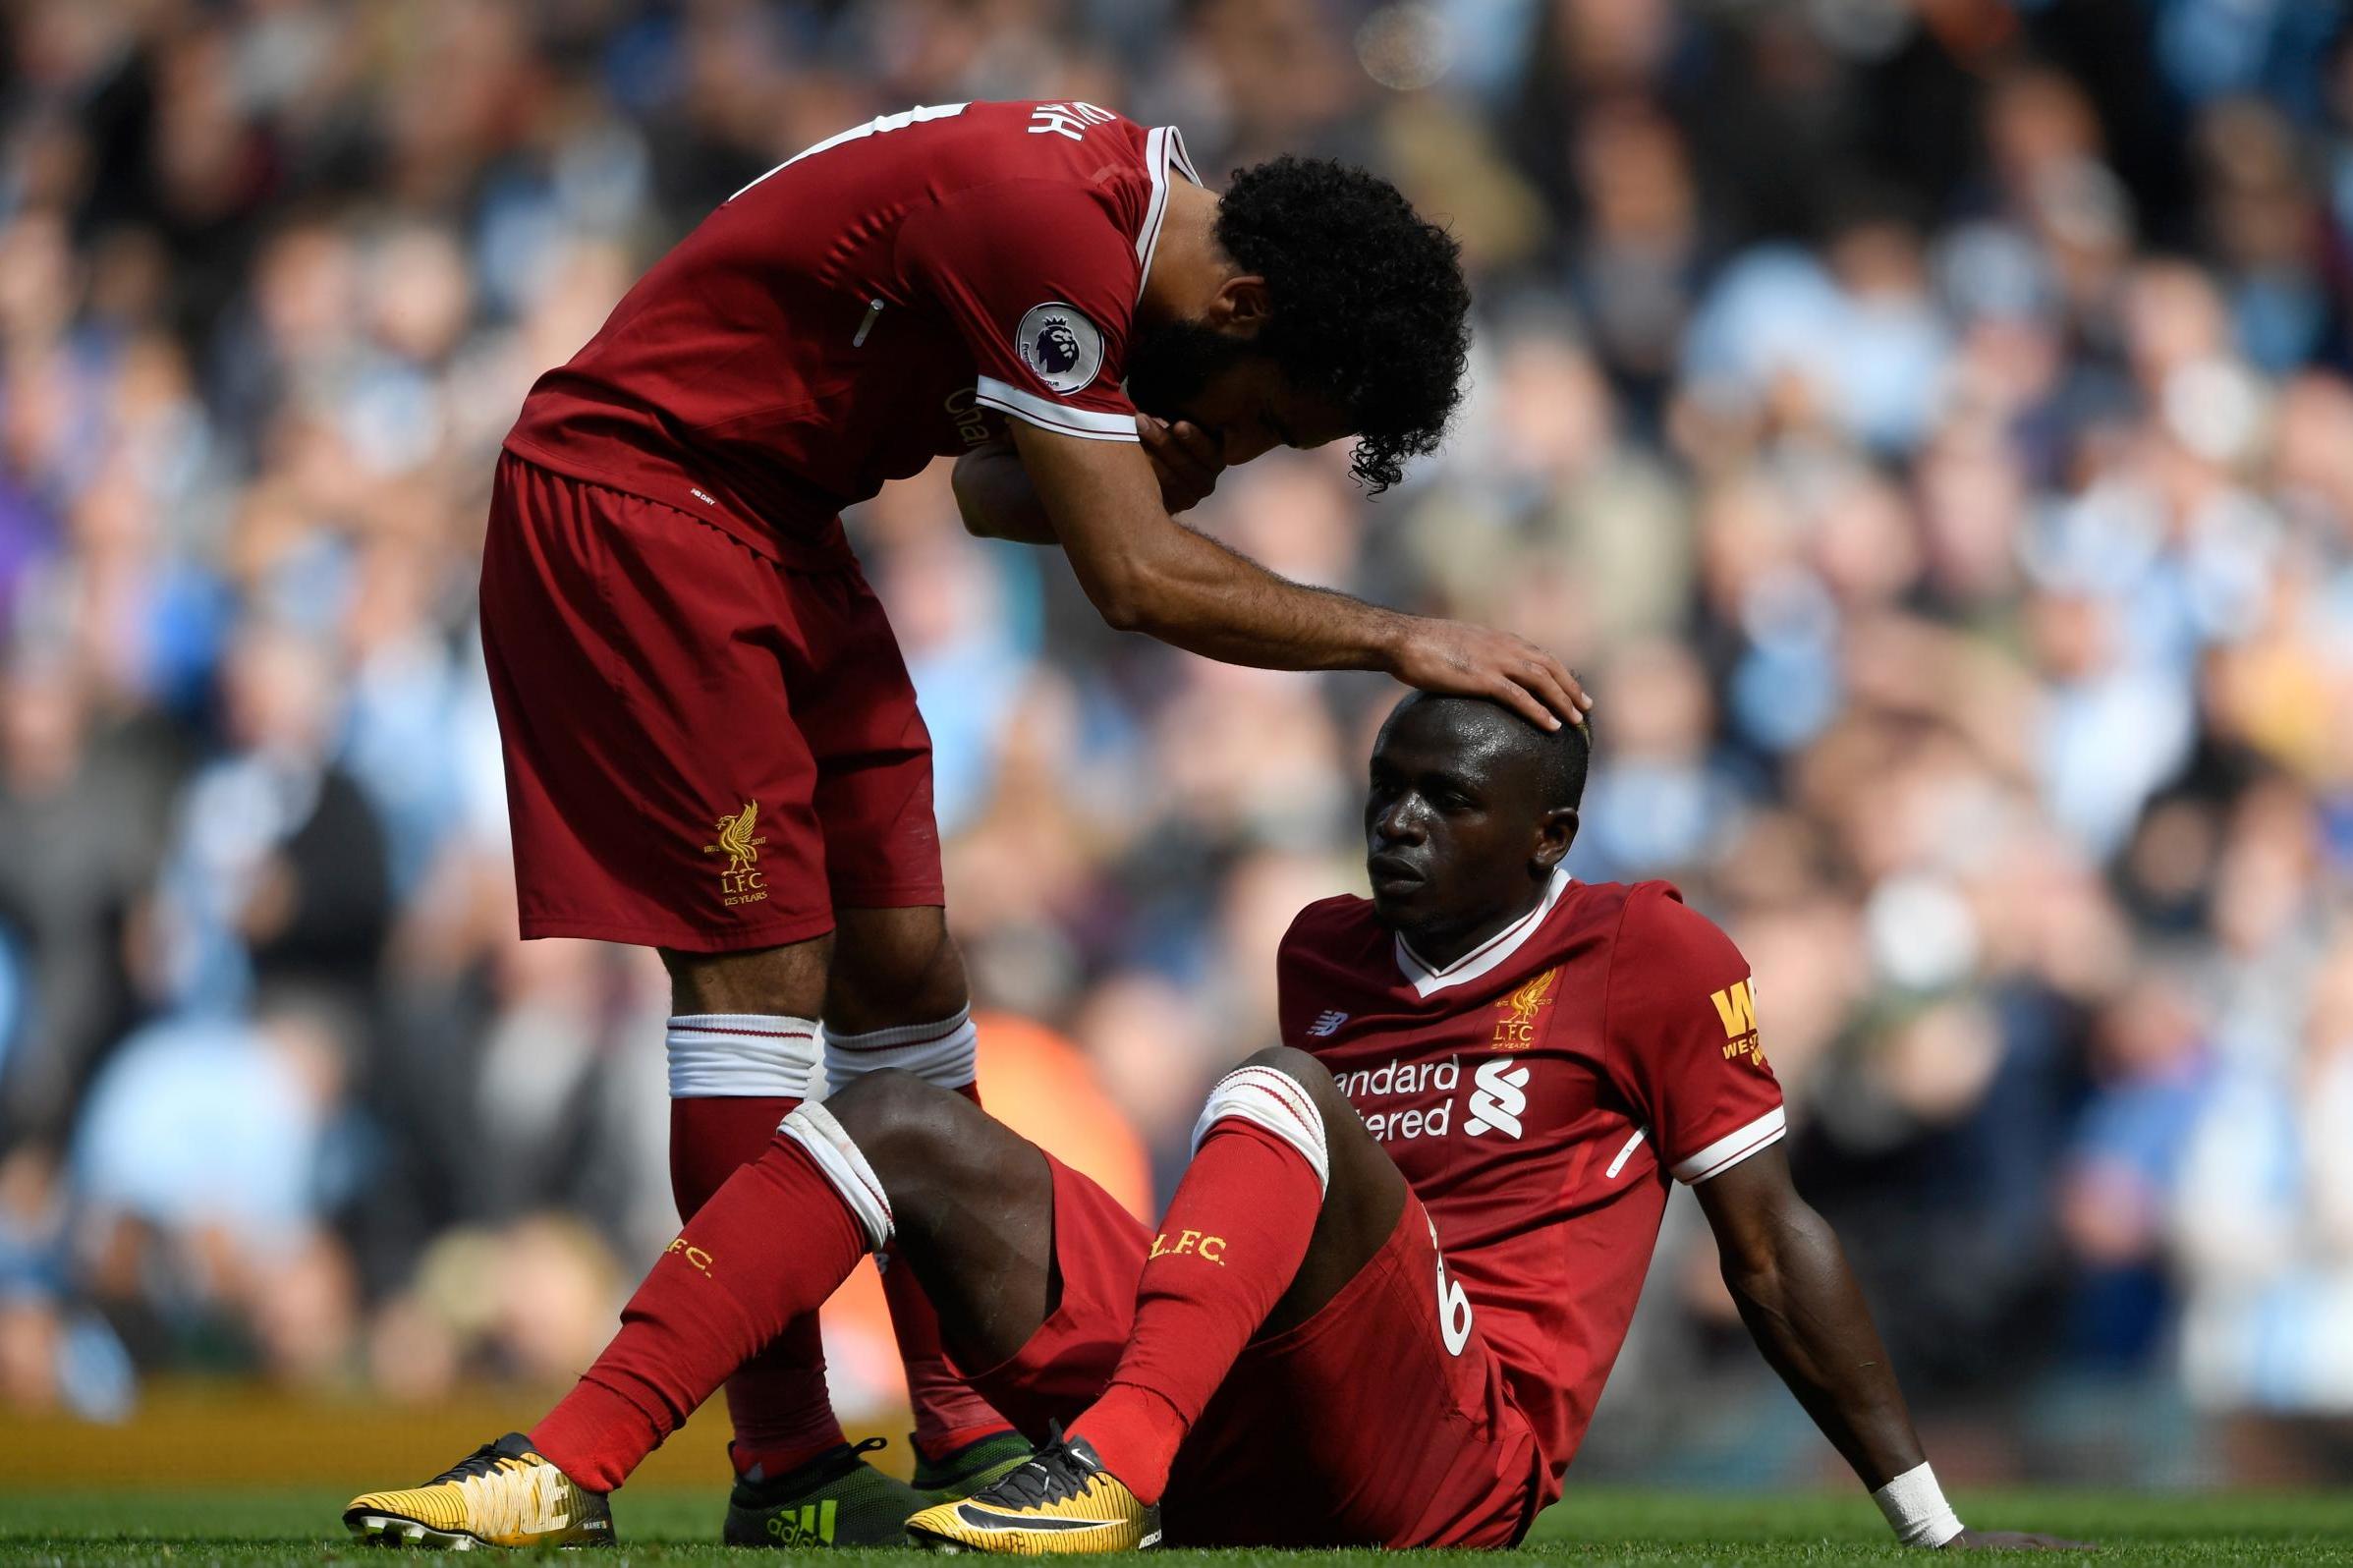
(345, 694), (2082, 1552)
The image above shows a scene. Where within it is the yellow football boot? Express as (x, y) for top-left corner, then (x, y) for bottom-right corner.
(342, 1432), (614, 1549)
(904, 1429), (1160, 1554)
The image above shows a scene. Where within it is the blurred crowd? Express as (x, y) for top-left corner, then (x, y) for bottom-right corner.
(1, 0), (2350, 1488)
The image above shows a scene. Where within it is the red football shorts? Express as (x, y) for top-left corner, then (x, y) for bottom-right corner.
(479, 453), (944, 951)
(967, 1155), (1547, 1548)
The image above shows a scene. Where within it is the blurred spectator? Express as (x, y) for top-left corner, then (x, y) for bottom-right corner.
(71, 986), (363, 1385)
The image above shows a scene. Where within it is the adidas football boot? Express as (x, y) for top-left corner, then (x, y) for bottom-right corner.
(912, 1428), (1036, 1502)
(904, 1428), (1160, 1553)
(723, 1436), (932, 1547)
(342, 1432), (613, 1549)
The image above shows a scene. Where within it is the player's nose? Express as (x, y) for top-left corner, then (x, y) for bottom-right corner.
(1371, 797), (1425, 844)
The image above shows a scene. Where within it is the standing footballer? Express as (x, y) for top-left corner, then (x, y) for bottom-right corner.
(470, 98), (1588, 1545)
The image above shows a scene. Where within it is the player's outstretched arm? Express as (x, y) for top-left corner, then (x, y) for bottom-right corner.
(1003, 418), (1592, 728)
(1696, 1148), (2088, 1552)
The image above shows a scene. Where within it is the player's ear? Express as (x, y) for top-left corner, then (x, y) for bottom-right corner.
(1532, 807), (1579, 871)
(1208, 274), (1272, 338)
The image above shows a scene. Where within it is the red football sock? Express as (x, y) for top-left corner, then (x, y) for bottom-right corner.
(532, 1133), (869, 1492)
(1070, 1119), (1321, 1502)
(664, 1095), (849, 1480)
(886, 1079), (1016, 1464)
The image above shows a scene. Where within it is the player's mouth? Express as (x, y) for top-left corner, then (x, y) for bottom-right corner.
(1366, 853), (1427, 893)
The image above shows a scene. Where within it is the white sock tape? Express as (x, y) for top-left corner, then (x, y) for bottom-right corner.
(667, 1014), (819, 1098)
(1872, 1461), (1964, 1547)
(777, 1100), (894, 1252)
(1190, 1063), (1329, 1193)
(823, 1006), (978, 1095)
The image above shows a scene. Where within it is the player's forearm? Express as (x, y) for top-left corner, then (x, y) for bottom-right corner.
(1108, 522), (1414, 672)
(951, 445), (1062, 544)
(1006, 418), (1412, 671)
(1721, 1201), (1927, 1490)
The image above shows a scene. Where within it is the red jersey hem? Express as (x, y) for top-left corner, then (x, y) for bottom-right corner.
(499, 438), (858, 572)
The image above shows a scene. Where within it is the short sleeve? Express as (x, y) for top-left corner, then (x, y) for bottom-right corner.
(1602, 885), (1785, 1183)
(1274, 912), (1321, 1049)
(897, 180), (1141, 442)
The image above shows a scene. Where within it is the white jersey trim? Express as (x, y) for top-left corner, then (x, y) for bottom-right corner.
(1136, 125), (1204, 305)
(1670, 1105), (1787, 1184)
(730, 101), (971, 203)
(975, 376), (1139, 441)
(1394, 867), (1574, 998)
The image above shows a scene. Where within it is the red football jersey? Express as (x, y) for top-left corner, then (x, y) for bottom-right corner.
(1277, 873), (1784, 1495)
(505, 100), (1197, 567)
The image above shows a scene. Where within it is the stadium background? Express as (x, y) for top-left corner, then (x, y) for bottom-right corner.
(1, 0), (2349, 1498)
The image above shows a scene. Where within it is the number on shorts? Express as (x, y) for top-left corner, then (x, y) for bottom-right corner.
(1430, 1218), (1474, 1357)
(730, 103), (971, 202)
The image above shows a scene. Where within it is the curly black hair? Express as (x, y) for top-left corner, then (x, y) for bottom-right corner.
(1215, 156), (1472, 494)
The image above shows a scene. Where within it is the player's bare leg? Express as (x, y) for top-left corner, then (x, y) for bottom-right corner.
(905, 1045), (1403, 1554)
(650, 932), (940, 1545)
(814, 906), (1030, 1500)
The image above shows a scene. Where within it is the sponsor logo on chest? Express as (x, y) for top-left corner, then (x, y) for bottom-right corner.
(1336, 1055), (1461, 1143)
(1336, 1052), (1538, 1145)
(1464, 1059), (1530, 1139)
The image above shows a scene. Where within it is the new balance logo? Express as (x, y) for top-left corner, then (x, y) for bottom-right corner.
(763, 1499), (838, 1545)
(1464, 1059), (1530, 1139)
(1307, 1009), (1349, 1037)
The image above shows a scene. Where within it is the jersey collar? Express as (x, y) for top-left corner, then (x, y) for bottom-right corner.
(1136, 125), (1203, 304)
(1392, 866), (1574, 1000)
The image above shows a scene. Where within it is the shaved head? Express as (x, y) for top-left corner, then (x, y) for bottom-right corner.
(1377, 694), (1592, 813)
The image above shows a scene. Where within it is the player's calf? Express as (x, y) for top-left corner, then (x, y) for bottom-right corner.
(915, 1048), (1399, 1553)
(1227, 1045), (1411, 1337)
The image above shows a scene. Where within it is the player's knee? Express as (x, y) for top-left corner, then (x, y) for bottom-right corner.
(1197, 1047), (1339, 1193)
(822, 1068), (974, 1180)
(1236, 1044), (1345, 1117)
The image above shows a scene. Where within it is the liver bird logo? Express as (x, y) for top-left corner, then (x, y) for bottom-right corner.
(706, 802), (765, 875)
(1503, 967), (1559, 1026)
(1491, 967), (1560, 1049)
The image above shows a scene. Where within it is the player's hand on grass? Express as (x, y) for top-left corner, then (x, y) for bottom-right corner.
(1942, 1528), (2095, 1550)
(1388, 617), (1593, 730)
(1139, 415), (1223, 513)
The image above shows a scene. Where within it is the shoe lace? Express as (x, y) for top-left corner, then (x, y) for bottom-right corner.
(427, 1444), (532, 1488)
(734, 1434), (891, 1500)
(977, 1424), (1093, 1510)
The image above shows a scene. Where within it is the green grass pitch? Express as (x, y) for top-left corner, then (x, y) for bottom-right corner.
(0, 1488), (2347, 1566)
